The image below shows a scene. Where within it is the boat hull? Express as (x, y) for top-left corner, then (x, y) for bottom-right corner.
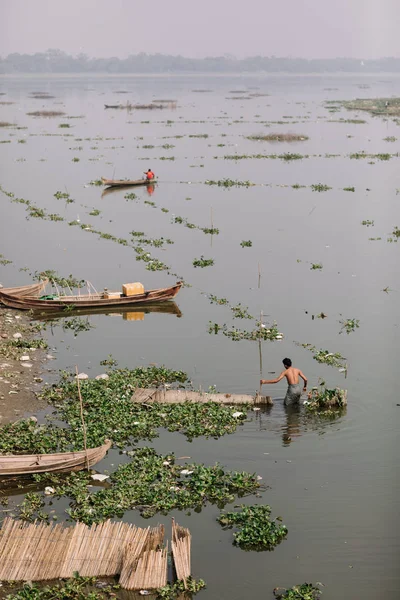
(0, 282), (182, 312)
(0, 440), (112, 475)
(101, 177), (156, 188)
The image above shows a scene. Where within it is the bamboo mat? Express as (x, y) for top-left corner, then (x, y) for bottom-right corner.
(0, 518), (191, 589)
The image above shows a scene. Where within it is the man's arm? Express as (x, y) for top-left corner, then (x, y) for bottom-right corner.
(260, 371), (286, 385)
(299, 370), (308, 391)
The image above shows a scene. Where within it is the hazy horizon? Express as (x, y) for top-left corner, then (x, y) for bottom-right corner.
(1, 0), (399, 60)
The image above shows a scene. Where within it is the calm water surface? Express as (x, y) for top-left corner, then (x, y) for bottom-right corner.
(0, 73), (399, 599)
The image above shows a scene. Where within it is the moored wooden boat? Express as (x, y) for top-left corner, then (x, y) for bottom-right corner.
(0, 279), (48, 302)
(0, 282), (182, 312)
(0, 440), (112, 475)
(101, 177), (157, 188)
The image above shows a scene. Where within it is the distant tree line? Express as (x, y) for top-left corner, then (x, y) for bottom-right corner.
(1, 49), (400, 74)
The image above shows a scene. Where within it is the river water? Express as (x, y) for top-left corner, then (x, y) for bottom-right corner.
(0, 73), (399, 599)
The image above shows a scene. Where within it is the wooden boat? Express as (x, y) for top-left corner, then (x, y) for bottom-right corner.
(0, 279), (48, 302)
(102, 182), (155, 197)
(0, 281), (182, 312)
(0, 440), (112, 475)
(101, 177), (157, 188)
(31, 301), (182, 321)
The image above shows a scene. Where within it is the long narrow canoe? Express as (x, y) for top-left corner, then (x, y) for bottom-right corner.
(0, 440), (112, 475)
(0, 279), (48, 302)
(101, 177), (156, 188)
(0, 282), (182, 312)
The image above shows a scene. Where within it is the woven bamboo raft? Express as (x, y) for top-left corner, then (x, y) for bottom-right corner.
(0, 518), (191, 589)
(132, 388), (273, 405)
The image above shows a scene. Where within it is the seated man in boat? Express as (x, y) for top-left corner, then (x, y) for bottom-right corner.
(260, 358), (307, 405)
(144, 168), (155, 181)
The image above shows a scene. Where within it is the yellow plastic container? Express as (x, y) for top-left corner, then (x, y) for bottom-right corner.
(122, 282), (145, 297)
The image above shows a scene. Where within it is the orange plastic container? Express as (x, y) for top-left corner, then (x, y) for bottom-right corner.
(122, 282), (145, 297)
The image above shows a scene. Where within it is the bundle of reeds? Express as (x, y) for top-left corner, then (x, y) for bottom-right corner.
(120, 525), (167, 590)
(171, 518), (191, 587)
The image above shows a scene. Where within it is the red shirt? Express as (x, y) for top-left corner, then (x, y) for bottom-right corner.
(146, 171), (155, 180)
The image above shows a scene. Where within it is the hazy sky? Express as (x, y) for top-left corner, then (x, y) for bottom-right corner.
(1, 0), (399, 59)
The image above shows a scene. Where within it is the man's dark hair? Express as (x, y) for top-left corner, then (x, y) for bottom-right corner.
(283, 358), (292, 368)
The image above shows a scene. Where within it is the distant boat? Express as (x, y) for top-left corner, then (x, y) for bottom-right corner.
(0, 440), (111, 475)
(0, 282), (182, 312)
(0, 279), (48, 303)
(101, 177), (157, 188)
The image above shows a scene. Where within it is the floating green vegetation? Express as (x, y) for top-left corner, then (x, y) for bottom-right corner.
(48, 213), (64, 221)
(349, 151), (392, 160)
(330, 118), (366, 124)
(299, 344), (346, 370)
(311, 184), (331, 192)
(58, 123), (70, 128)
(89, 179), (103, 186)
(54, 190), (74, 203)
(230, 304), (253, 319)
(134, 246), (169, 271)
(34, 270), (85, 289)
(383, 136), (397, 142)
(26, 110), (66, 117)
(368, 237), (381, 241)
(208, 294), (229, 306)
(18, 138), (27, 143)
(33, 447), (260, 523)
(1, 575), (122, 600)
(130, 232), (174, 247)
(339, 317), (360, 334)
(189, 134), (209, 138)
(72, 157), (80, 162)
(0, 253), (12, 265)
(193, 256), (214, 268)
(247, 133), (308, 142)
(341, 97), (400, 117)
(205, 178), (255, 188)
(240, 240), (253, 248)
(0, 121), (13, 127)
(392, 226), (400, 237)
(28, 205), (46, 219)
(156, 578), (206, 599)
(172, 215), (219, 235)
(291, 183), (306, 189)
(89, 209), (101, 216)
(361, 219), (374, 226)
(343, 186), (355, 192)
(305, 385), (347, 412)
(217, 504), (288, 551)
(209, 321), (282, 342)
(159, 156), (175, 160)
(273, 582), (322, 599)
(222, 153), (307, 161)
(124, 192), (137, 200)
(310, 263), (323, 270)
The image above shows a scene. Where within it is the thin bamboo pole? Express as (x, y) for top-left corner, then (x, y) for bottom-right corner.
(75, 365), (89, 471)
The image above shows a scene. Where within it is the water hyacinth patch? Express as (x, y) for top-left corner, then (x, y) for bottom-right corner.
(273, 583), (322, 599)
(217, 504), (288, 551)
(33, 448), (262, 523)
(305, 386), (347, 412)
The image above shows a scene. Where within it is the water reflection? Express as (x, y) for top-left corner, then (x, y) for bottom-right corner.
(253, 401), (347, 446)
(31, 301), (182, 321)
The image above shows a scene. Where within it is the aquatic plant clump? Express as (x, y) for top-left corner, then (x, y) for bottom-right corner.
(299, 344), (346, 370)
(247, 133), (308, 142)
(273, 583), (322, 600)
(209, 321), (282, 342)
(34, 448), (262, 523)
(217, 504), (288, 551)
(205, 178), (255, 187)
(1, 575), (118, 599)
(304, 386), (347, 411)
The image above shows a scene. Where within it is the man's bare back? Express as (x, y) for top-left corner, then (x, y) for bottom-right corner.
(260, 358), (308, 405)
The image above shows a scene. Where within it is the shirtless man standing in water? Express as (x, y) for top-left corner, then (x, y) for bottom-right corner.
(260, 358), (308, 405)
